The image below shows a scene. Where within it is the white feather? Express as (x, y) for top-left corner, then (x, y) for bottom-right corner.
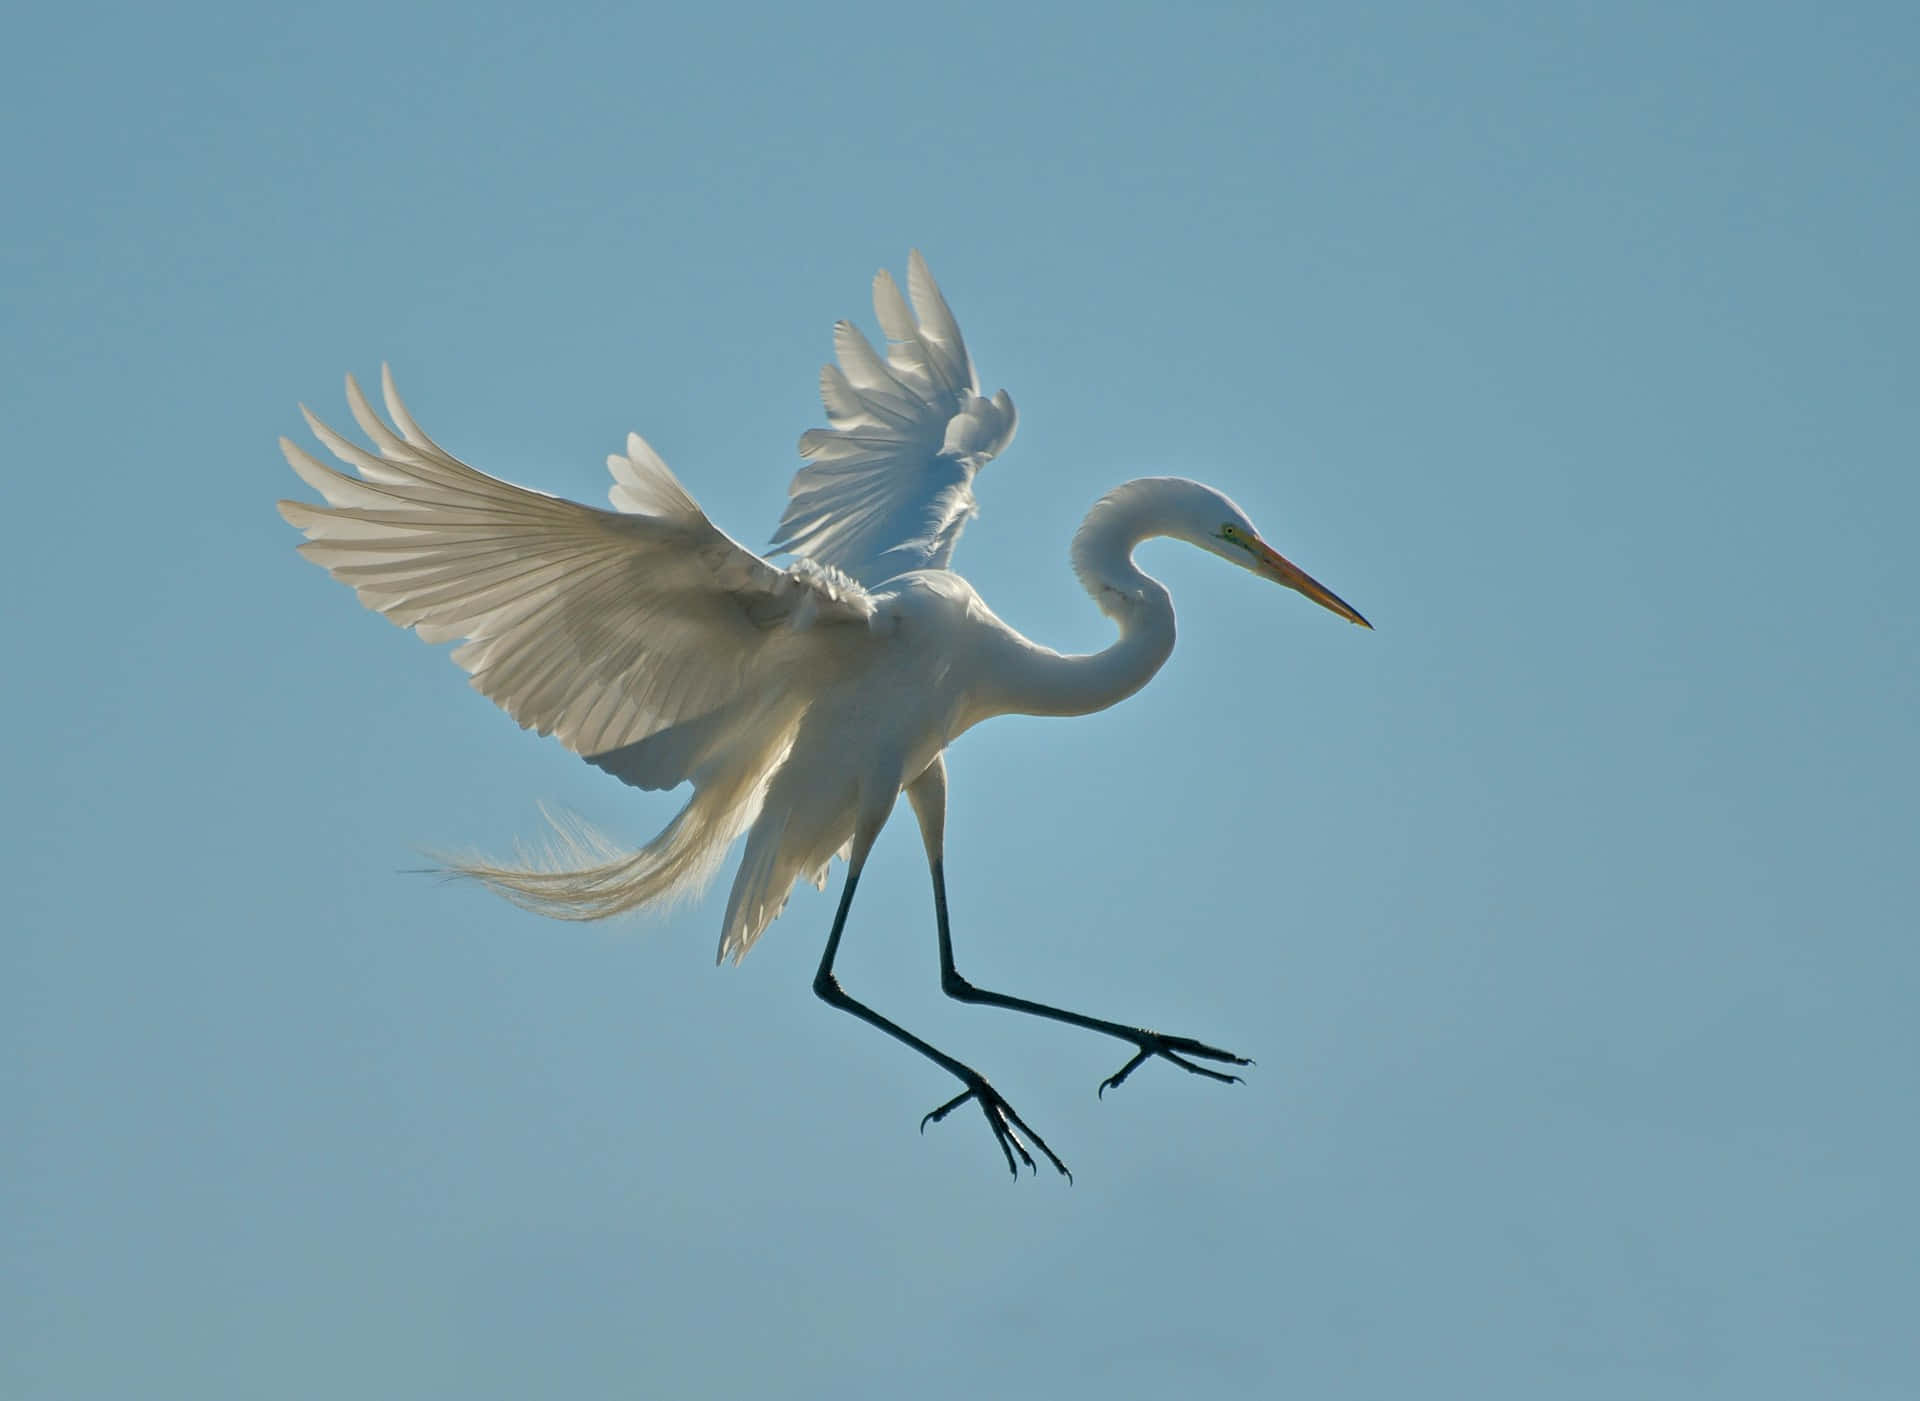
(769, 251), (1018, 587)
(278, 368), (875, 922)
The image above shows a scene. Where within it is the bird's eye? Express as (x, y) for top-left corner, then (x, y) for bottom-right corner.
(1221, 524), (1238, 541)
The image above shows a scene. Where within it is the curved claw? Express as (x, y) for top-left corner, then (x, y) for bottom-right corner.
(1097, 1047), (1152, 1098)
(920, 1078), (1071, 1182)
(920, 1089), (972, 1134)
(1098, 1031), (1253, 1097)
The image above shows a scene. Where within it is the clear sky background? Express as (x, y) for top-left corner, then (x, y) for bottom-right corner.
(6, 2), (1915, 1396)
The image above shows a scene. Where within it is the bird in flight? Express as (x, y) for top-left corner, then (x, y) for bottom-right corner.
(279, 252), (1370, 1178)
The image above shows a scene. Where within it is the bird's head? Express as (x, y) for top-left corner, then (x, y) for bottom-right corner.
(1170, 480), (1372, 629)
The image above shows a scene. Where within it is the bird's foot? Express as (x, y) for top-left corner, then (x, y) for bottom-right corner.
(921, 1074), (1071, 1182)
(1098, 1031), (1252, 1097)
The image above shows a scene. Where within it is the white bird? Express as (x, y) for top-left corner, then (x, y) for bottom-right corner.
(279, 252), (1369, 1177)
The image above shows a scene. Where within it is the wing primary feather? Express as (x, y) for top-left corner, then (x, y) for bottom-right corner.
(284, 373), (875, 764)
(379, 364), (454, 456)
(770, 254), (1015, 586)
(344, 373), (414, 461)
(907, 249), (974, 392)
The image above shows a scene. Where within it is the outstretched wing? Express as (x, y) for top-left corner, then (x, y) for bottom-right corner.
(768, 251), (1018, 588)
(278, 367), (874, 789)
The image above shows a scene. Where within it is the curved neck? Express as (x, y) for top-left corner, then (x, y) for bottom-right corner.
(986, 485), (1182, 720)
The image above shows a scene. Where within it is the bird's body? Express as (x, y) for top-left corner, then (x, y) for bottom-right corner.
(725, 569), (985, 958)
(719, 504), (1184, 961)
(280, 254), (1368, 1176)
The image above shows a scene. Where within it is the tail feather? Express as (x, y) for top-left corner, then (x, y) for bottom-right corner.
(440, 791), (738, 923)
(716, 788), (856, 965)
(439, 713), (792, 921)
(717, 810), (792, 962)
(438, 693), (841, 950)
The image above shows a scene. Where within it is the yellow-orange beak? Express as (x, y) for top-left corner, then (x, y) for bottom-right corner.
(1251, 537), (1372, 629)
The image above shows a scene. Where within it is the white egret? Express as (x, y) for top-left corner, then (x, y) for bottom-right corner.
(279, 252), (1369, 1177)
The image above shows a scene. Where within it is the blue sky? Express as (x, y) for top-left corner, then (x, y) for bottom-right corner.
(6, 1), (1915, 1396)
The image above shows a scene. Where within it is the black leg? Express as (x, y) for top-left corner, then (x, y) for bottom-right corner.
(814, 864), (1069, 1180)
(928, 858), (1252, 1095)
